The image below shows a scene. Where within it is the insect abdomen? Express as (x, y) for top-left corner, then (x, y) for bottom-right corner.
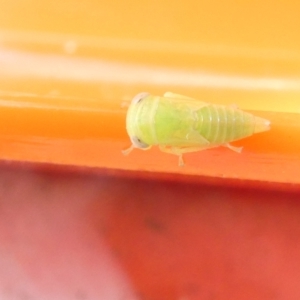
(196, 105), (269, 145)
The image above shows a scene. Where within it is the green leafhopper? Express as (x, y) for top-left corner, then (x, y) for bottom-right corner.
(123, 92), (271, 166)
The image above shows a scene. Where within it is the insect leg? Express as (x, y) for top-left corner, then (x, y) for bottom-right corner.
(159, 145), (211, 166)
(224, 143), (243, 153)
(122, 145), (134, 155)
(159, 145), (185, 166)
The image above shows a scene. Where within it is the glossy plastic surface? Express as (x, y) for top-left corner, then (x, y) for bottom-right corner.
(0, 30), (299, 183)
(1, 0), (300, 184)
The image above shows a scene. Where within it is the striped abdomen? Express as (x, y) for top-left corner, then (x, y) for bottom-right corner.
(196, 105), (269, 145)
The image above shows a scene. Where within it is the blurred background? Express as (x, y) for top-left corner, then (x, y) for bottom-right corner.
(0, 0), (300, 299)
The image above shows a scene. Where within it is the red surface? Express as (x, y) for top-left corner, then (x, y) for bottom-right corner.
(0, 164), (300, 300)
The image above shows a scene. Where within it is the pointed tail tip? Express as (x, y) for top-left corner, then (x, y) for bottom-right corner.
(254, 117), (271, 134)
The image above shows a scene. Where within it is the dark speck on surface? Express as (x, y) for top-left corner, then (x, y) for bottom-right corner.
(144, 217), (166, 232)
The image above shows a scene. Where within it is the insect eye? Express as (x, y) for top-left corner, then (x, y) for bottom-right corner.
(130, 136), (149, 149)
(131, 92), (150, 104)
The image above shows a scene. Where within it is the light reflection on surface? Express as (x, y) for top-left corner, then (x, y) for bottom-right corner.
(1, 49), (300, 91)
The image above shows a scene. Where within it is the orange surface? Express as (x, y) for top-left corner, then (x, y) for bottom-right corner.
(0, 1), (300, 184)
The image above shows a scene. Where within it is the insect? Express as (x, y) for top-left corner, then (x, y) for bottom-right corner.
(122, 92), (271, 166)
